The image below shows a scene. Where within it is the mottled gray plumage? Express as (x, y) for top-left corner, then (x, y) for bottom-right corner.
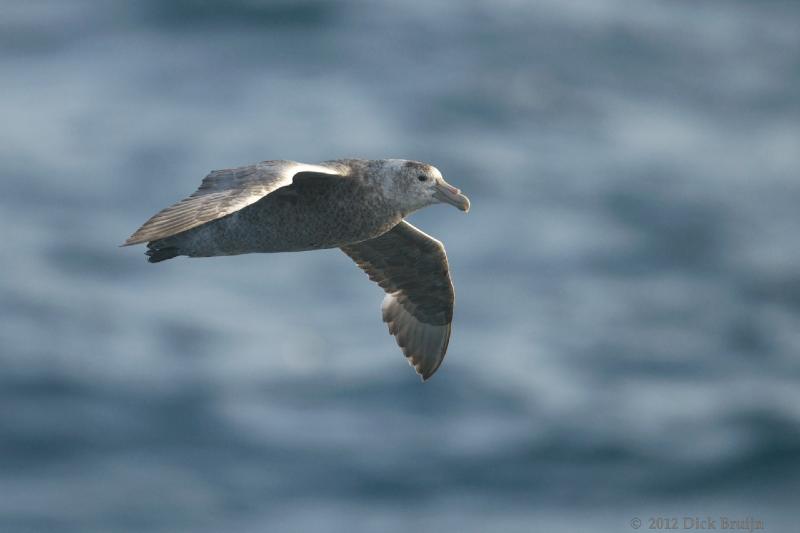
(124, 158), (470, 380)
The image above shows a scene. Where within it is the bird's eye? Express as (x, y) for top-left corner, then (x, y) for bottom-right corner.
(417, 175), (427, 182)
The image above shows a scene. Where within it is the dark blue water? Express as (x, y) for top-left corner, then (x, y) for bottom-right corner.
(2, 1), (799, 531)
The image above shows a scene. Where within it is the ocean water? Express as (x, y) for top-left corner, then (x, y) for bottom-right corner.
(1, 1), (799, 531)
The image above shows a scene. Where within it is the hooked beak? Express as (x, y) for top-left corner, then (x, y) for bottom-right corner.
(433, 181), (470, 212)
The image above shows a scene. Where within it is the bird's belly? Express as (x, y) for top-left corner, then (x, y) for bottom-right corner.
(176, 194), (400, 256)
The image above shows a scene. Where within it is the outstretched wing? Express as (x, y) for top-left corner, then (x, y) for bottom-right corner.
(123, 160), (342, 245)
(341, 221), (455, 381)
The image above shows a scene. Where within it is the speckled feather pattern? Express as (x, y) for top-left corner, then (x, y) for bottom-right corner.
(144, 160), (397, 256)
(152, 167), (401, 256)
(125, 158), (468, 380)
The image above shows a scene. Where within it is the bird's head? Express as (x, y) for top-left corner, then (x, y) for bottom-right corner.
(379, 159), (470, 216)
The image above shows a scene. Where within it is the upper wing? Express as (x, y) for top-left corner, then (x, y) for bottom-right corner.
(123, 160), (342, 245)
(341, 221), (455, 381)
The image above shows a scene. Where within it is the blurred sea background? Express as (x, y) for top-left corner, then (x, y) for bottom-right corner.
(2, 1), (800, 531)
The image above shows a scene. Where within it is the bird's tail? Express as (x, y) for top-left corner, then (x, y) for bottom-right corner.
(145, 242), (181, 263)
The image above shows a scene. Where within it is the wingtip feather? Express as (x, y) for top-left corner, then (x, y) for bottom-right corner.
(382, 292), (451, 381)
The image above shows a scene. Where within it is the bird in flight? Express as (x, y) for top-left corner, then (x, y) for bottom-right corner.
(123, 159), (470, 380)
